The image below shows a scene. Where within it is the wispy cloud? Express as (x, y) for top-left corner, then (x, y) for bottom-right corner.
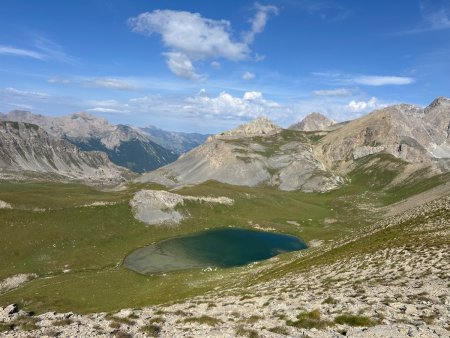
(128, 3), (278, 79)
(48, 76), (138, 91)
(354, 75), (415, 86)
(2, 87), (50, 99)
(281, 0), (353, 22)
(243, 3), (279, 44)
(242, 71), (256, 80)
(313, 88), (352, 96)
(397, 0), (450, 34)
(0, 45), (45, 60)
(0, 36), (76, 64)
(33, 36), (77, 64)
(87, 78), (137, 91)
(313, 72), (415, 86)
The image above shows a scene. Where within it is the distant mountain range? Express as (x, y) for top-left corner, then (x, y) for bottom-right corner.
(0, 111), (208, 173)
(1, 97), (449, 188)
(137, 125), (210, 155)
(137, 97), (450, 192)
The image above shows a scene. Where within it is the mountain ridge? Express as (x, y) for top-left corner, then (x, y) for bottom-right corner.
(136, 97), (450, 192)
(0, 120), (129, 184)
(0, 111), (179, 173)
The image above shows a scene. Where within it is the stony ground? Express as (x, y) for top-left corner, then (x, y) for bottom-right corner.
(1, 196), (449, 337)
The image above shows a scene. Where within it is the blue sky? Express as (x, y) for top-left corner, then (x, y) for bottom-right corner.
(0, 0), (449, 133)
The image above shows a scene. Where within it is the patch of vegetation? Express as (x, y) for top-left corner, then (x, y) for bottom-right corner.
(52, 318), (72, 326)
(246, 315), (262, 323)
(420, 314), (437, 325)
(114, 331), (133, 338)
(334, 314), (378, 327)
(106, 314), (134, 326)
(268, 326), (289, 335)
(235, 324), (259, 337)
(183, 315), (221, 326)
(149, 316), (165, 324)
(286, 309), (333, 329)
(322, 296), (338, 305)
(139, 324), (161, 336)
(11, 317), (39, 331)
(0, 322), (14, 332)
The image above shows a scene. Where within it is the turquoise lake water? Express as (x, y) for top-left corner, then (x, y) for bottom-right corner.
(124, 227), (307, 274)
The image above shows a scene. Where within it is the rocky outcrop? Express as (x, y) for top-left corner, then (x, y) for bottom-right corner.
(0, 200), (12, 209)
(0, 121), (129, 183)
(289, 112), (336, 131)
(130, 190), (233, 225)
(216, 117), (281, 139)
(0, 274), (37, 294)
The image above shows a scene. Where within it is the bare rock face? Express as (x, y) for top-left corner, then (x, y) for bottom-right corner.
(316, 97), (450, 173)
(0, 111), (178, 173)
(216, 117), (281, 139)
(289, 112), (336, 131)
(0, 121), (129, 183)
(136, 118), (343, 192)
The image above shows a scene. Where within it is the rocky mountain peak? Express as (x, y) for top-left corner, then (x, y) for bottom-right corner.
(289, 112), (335, 131)
(70, 111), (103, 121)
(5, 110), (40, 120)
(219, 116), (281, 138)
(425, 96), (450, 113)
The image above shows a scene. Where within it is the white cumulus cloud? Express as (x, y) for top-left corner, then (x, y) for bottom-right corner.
(164, 52), (203, 80)
(184, 90), (283, 119)
(128, 5), (277, 79)
(348, 97), (386, 112)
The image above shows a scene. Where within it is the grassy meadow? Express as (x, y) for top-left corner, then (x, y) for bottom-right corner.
(0, 154), (447, 314)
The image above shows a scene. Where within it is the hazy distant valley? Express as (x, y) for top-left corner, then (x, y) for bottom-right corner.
(0, 97), (449, 337)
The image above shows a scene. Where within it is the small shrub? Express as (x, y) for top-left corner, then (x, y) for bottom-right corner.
(173, 310), (188, 316)
(421, 314), (437, 325)
(53, 318), (72, 326)
(334, 314), (377, 327)
(322, 296), (338, 305)
(14, 317), (39, 331)
(286, 309), (333, 329)
(0, 323), (14, 332)
(149, 316), (165, 324)
(183, 315), (221, 326)
(114, 331), (132, 338)
(246, 315), (262, 323)
(140, 324), (161, 336)
(268, 326), (289, 335)
(109, 322), (121, 329)
(235, 325), (259, 337)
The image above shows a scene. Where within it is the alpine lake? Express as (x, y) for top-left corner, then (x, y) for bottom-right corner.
(124, 227), (307, 274)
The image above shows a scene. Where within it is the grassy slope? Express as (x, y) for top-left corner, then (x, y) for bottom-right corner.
(0, 154), (448, 314)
